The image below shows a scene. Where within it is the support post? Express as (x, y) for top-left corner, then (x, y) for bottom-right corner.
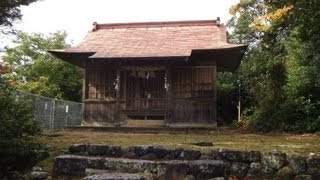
(115, 68), (121, 122)
(165, 67), (172, 124)
(212, 64), (217, 125)
(237, 80), (241, 123)
(123, 70), (127, 108)
(81, 61), (87, 125)
(51, 98), (56, 131)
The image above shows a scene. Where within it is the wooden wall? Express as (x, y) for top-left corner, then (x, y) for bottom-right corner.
(82, 61), (217, 126)
(167, 66), (217, 125)
(83, 66), (119, 124)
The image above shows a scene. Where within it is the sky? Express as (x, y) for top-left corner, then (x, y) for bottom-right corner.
(13, 0), (239, 45)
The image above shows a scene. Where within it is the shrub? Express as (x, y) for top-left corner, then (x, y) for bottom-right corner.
(0, 82), (45, 178)
(247, 96), (320, 133)
(276, 97), (320, 132)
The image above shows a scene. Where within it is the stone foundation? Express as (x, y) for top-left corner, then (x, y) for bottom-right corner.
(53, 144), (320, 179)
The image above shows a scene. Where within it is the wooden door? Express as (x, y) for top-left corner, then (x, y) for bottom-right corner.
(126, 71), (165, 110)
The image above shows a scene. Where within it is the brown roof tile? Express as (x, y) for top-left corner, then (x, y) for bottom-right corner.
(63, 19), (245, 58)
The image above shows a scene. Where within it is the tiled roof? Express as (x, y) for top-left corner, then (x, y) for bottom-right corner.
(62, 19), (245, 58)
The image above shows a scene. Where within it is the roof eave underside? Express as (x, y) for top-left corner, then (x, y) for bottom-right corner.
(49, 45), (248, 72)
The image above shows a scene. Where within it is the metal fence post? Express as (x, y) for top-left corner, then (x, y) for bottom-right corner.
(51, 98), (56, 131)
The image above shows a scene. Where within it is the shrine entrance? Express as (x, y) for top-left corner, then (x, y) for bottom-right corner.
(124, 70), (166, 119)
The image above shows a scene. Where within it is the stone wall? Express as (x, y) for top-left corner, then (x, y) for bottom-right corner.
(54, 144), (320, 179)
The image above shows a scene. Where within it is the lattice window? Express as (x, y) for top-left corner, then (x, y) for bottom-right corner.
(172, 68), (214, 98)
(193, 68), (213, 97)
(172, 69), (192, 98)
(86, 70), (116, 99)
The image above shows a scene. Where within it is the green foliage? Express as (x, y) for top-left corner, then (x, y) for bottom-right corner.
(228, 0), (320, 132)
(276, 97), (320, 132)
(217, 72), (238, 123)
(217, 72), (237, 94)
(0, 81), (45, 178)
(3, 31), (83, 101)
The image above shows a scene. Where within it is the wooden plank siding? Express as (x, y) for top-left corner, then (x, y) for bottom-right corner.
(168, 66), (217, 125)
(82, 62), (217, 126)
(84, 102), (117, 124)
(84, 67), (118, 124)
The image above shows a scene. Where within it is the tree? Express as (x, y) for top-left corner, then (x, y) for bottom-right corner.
(228, 0), (320, 132)
(0, 0), (38, 34)
(0, 1), (47, 178)
(3, 31), (84, 102)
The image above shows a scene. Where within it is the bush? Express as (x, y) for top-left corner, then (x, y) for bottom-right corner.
(0, 82), (45, 178)
(241, 97), (279, 132)
(247, 96), (320, 133)
(276, 97), (320, 132)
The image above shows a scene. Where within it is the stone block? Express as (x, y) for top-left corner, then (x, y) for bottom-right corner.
(262, 150), (287, 175)
(30, 171), (48, 180)
(275, 166), (294, 180)
(69, 144), (87, 154)
(53, 155), (105, 176)
(87, 144), (108, 156)
(152, 145), (169, 158)
(189, 160), (224, 179)
(130, 145), (153, 157)
(307, 154), (320, 177)
(242, 151), (262, 163)
(106, 145), (123, 157)
(83, 173), (146, 180)
(247, 162), (262, 178)
(288, 154), (306, 174)
(293, 174), (312, 180)
(218, 149), (243, 162)
(179, 149), (201, 160)
(229, 162), (250, 177)
(140, 152), (158, 160)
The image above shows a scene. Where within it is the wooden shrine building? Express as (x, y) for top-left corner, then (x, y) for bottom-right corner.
(50, 18), (247, 127)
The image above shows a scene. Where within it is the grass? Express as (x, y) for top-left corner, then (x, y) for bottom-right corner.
(35, 129), (320, 176)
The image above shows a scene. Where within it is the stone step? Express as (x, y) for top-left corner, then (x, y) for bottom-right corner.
(53, 155), (224, 179)
(84, 168), (153, 180)
(85, 168), (110, 176)
(84, 172), (147, 180)
(68, 144), (203, 161)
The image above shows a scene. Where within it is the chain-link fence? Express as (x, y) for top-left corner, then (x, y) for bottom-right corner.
(16, 91), (83, 131)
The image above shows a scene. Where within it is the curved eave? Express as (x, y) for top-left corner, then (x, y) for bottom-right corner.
(191, 45), (248, 72)
(49, 45), (248, 71)
(48, 50), (95, 68)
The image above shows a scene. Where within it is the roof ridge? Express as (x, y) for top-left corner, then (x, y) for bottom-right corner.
(91, 18), (221, 31)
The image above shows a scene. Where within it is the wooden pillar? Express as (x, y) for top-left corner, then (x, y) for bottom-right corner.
(82, 61), (87, 124)
(165, 67), (172, 123)
(123, 70), (127, 109)
(115, 68), (121, 122)
(212, 63), (217, 124)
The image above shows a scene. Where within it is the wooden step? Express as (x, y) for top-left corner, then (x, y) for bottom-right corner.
(122, 120), (166, 127)
(65, 126), (217, 134)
